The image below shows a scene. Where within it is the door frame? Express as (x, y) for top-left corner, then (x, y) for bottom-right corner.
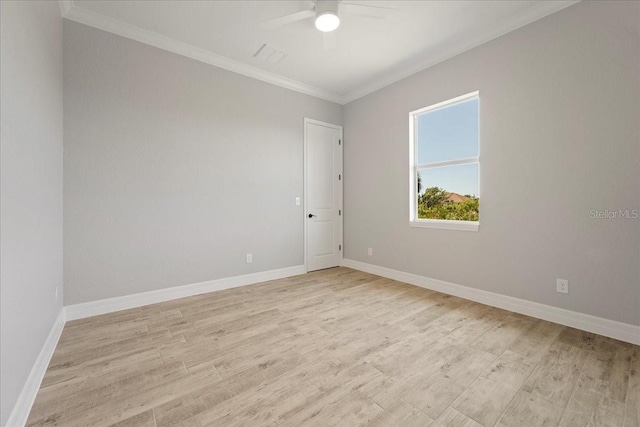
(303, 118), (343, 272)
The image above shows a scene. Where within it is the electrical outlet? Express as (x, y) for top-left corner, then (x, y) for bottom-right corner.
(556, 279), (568, 294)
(295, 197), (300, 206)
(246, 253), (253, 263)
(367, 247), (373, 256)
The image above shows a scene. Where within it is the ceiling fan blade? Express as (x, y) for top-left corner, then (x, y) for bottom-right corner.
(323, 31), (336, 50)
(340, 1), (399, 11)
(340, 10), (385, 20)
(261, 9), (315, 30)
(340, 2), (398, 18)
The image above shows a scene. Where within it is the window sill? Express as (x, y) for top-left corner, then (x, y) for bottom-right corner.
(410, 219), (479, 232)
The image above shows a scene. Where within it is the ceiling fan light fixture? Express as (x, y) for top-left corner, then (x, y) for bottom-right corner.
(315, 11), (340, 32)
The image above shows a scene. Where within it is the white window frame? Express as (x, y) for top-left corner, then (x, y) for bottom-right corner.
(409, 91), (480, 232)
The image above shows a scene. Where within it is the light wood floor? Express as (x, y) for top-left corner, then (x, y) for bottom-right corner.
(27, 267), (639, 427)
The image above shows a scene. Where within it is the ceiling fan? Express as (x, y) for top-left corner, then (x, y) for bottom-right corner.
(261, 0), (397, 48)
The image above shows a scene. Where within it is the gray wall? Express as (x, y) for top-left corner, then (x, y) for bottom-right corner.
(63, 21), (342, 305)
(343, 1), (640, 326)
(0, 2), (64, 425)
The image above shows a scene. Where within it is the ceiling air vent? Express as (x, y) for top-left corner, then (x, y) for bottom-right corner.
(253, 44), (288, 65)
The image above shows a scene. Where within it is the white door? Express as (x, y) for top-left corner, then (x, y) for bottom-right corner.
(304, 119), (343, 272)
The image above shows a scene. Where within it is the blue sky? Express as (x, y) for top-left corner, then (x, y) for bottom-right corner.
(417, 98), (479, 196)
(419, 164), (478, 197)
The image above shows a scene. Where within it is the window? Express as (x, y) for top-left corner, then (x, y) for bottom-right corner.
(410, 92), (479, 231)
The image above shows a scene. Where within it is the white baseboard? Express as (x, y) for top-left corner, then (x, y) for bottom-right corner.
(6, 309), (66, 427)
(65, 265), (307, 321)
(341, 258), (640, 345)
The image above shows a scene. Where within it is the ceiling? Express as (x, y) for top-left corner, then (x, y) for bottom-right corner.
(60, 0), (579, 104)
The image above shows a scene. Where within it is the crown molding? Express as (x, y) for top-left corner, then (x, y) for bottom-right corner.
(340, 0), (581, 104)
(59, 1), (344, 104)
(60, 0), (580, 106)
(59, 0), (73, 17)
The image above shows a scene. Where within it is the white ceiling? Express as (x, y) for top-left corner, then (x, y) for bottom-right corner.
(61, 0), (578, 104)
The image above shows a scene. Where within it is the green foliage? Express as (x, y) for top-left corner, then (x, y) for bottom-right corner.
(421, 187), (448, 208)
(417, 186), (479, 221)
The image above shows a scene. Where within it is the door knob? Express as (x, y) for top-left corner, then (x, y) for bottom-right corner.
(308, 213), (317, 218)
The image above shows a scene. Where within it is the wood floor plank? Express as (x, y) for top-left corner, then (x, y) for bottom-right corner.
(576, 338), (632, 403)
(522, 341), (590, 407)
(32, 348), (167, 411)
(110, 409), (156, 427)
(496, 389), (564, 427)
(508, 320), (564, 361)
(430, 406), (483, 427)
(195, 358), (344, 426)
(155, 351), (309, 427)
(403, 373), (466, 419)
(366, 399), (433, 427)
(152, 394), (200, 427)
(438, 346), (498, 387)
(559, 388), (625, 427)
(625, 346), (640, 427)
(556, 327), (598, 351)
(274, 362), (384, 426)
(301, 391), (383, 427)
(25, 267), (639, 427)
(451, 350), (538, 427)
(472, 314), (536, 356)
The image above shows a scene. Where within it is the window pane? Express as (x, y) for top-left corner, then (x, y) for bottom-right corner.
(417, 164), (479, 221)
(417, 98), (478, 164)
